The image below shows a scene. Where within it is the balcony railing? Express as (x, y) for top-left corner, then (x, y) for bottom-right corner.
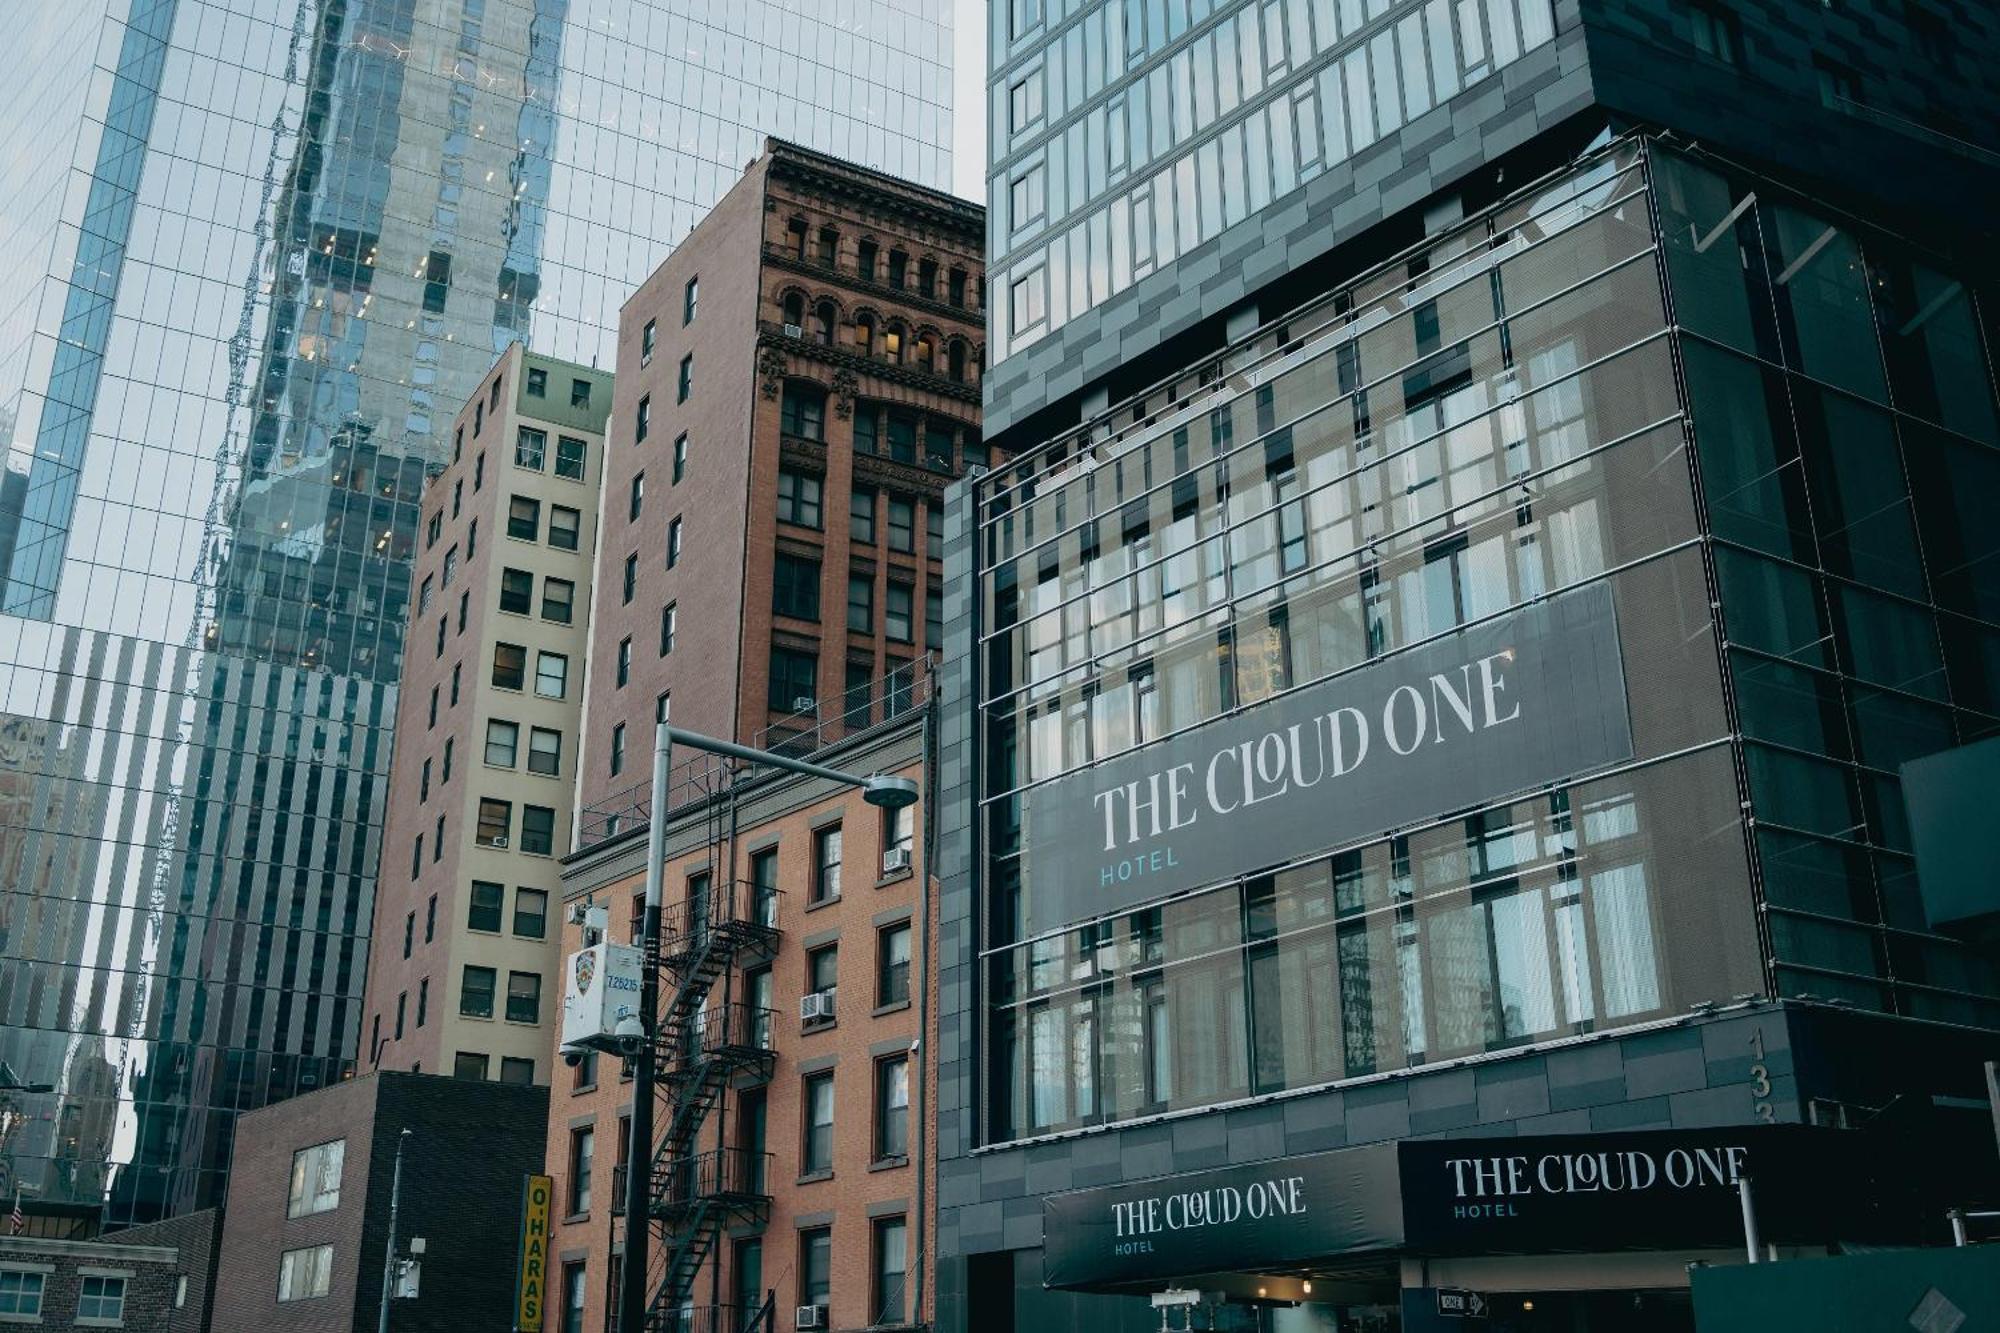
(658, 880), (782, 968)
(653, 1146), (774, 1218)
(662, 1001), (779, 1071)
(652, 1303), (776, 1333)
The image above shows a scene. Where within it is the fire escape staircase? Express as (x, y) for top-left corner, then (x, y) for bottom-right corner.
(643, 879), (781, 1332)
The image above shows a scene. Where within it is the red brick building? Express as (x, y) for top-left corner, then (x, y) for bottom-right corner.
(577, 138), (985, 836)
(548, 716), (932, 1333)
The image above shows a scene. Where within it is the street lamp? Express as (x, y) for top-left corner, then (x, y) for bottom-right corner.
(619, 724), (916, 1333)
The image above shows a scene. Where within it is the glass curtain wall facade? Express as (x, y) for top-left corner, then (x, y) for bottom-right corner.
(0, 0), (950, 1226)
(964, 137), (2000, 1143)
(987, 0), (1559, 366)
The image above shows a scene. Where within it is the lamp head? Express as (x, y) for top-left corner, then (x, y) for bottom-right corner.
(860, 775), (919, 810)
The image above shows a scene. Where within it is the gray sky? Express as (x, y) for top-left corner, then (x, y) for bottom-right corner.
(953, 0), (987, 200)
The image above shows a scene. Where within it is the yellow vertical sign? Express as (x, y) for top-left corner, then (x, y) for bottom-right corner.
(515, 1172), (554, 1331)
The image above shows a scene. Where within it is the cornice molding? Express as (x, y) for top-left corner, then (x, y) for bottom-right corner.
(756, 325), (981, 411)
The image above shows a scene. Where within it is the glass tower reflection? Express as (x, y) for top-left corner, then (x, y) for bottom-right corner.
(0, 0), (952, 1225)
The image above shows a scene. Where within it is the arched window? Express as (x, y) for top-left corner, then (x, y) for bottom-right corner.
(854, 315), (875, 354)
(914, 336), (935, 374)
(782, 292), (805, 332)
(948, 340), (967, 383)
(817, 227), (839, 267)
(814, 301), (837, 346)
(883, 322), (905, 361)
(788, 217), (809, 260)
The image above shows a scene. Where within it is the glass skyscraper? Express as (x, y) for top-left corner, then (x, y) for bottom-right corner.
(0, 0), (951, 1226)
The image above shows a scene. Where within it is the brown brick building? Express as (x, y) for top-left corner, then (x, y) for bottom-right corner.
(576, 138), (986, 836)
(364, 345), (612, 1087)
(211, 1069), (547, 1332)
(0, 1208), (218, 1330)
(547, 716), (933, 1333)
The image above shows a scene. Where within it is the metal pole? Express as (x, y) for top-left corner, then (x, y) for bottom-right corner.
(619, 724), (672, 1333)
(1984, 1062), (2000, 1165)
(654, 726), (882, 789)
(378, 1128), (411, 1333)
(1738, 1175), (1760, 1264)
(1951, 1208), (1969, 1247)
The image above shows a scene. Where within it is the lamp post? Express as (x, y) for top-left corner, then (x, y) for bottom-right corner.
(378, 1128), (412, 1333)
(619, 723), (918, 1333)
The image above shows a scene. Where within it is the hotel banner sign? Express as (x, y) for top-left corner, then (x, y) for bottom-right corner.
(1018, 584), (1632, 935)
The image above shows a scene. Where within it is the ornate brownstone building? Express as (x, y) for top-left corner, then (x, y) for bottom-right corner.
(578, 139), (986, 833)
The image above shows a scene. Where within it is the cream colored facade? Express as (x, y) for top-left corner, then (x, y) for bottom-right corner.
(363, 343), (610, 1085)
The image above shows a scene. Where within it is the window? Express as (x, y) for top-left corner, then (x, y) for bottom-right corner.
(277, 1245), (333, 1302)
(873, 1217), (909, 1325)
(803, 1072), (835, 1173)
(522, 805), (556, 855)
(845, 660), (873, 727)
(501, 1056), (534, 1086)
(287, 1139), (345, 1217)
(769, 646), (818, 712)
(773, 553), (822, 620)
(1009, 0), (1043, 37)
(469, 880), (505, 932)
(610, 723), (627, 776)
(442, 543), (460, 586)
(622, 552), (638, 604)
(527, 366), (547, 397)
(417, 977), (428, 1027)
(677, 353), (693, 403)
(778, 470), (823, 528)
(949, 267), (968, 307)
(561, 1262), (587, 1333)
(78, 1273), (126, 1322)
(616, 637), (633, 687)
(499, 568), (533, 614)
(1690, 1), (1740, 63)
(887, 248), (908, 289)
(884, 803), (913, 863)
(571, 1047), (598, 1091)
(404, 909), (415, 957)
(568, 1126), (593, 1214)
(926, 588), (942, 649)
(433, 815), (444, 862)
(476, 800), (512, 848)
(918, 257), (938, 299)
(660, 602), (677, 655)
(885, 583), (914, 642)
(529, 727), (562, 777)
(629, 472), (645, 520)
(1816, 55), (1861, 108)
(858, 238), (878, 281)
(426, 895), (436, 941)
(1009, 166), (1046, 229)
(0, 1270), (43, 1317)
(542, 577), (575, 624)
(485, 719), (519, 767)
(443, 737), (454, 781)
(672, 433), (687, 482)
(683, 276), (699, 323)
(814, 826), (842, 904)
(411, 832), (424, 877)
(507, 970), (542, 1023)
(887, 497), (915, 552)
(428, 685), (438, 728)
(796, 1228), (833, 1315)
(814, 300), (837, 345)
(817, 227), (839, 266)
(549, 504), (580, 551)
(847, 575), (873, 631)
(395, 992), (406, 1039)
(515, 888), (549, 939)
(780, 384), (826, 441)
(450, 664), (461, 706)
(474, 452), (485, 488)
(878, 921), (911, 1006)
(927, 505), (943, 559)
(515, 426), (546, 470)
(555, 436), (586, 480)
(462, 965), (498, 1018)
(493, 643), (526, 689)
(640, 319), (657, 367)
(457, 591), (468, 634)
(423, 248), (452, 312)
(851, 486), (876, 543)
(455, 1050), (488, 1080)
(1010, 270), (1047, 333)
(419, 574), (434, 613)
(536, 651), (569, 698)
(655, 692), (672, 724)
(570, 378), (591, 409)
(873, 1054), (911, 1163)
(512, 490), (544, 536)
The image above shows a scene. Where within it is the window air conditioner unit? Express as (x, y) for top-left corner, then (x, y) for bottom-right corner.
(783, 323), (803, 338)
(792, 696), (817, 713)
(882, 847), (911, 874)
(491, 836), (508, 849)
(795, 1305), (828, 1330)
(799, 991), (835, 1022)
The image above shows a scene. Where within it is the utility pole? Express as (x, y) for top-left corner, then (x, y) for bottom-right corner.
(618, 723), (672, 1333)
(379, 1128), (411, 1333)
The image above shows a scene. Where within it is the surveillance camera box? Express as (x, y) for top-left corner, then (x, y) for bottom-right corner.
(561, 941), (644, 1051)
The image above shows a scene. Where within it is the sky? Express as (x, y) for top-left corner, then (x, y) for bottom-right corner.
(953, 0), (988, 200)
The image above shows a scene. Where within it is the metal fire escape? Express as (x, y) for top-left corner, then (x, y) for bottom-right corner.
(642, 869), (781, 1333)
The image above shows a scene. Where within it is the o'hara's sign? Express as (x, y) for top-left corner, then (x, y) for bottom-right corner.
(1018, 584), (1632, 935)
